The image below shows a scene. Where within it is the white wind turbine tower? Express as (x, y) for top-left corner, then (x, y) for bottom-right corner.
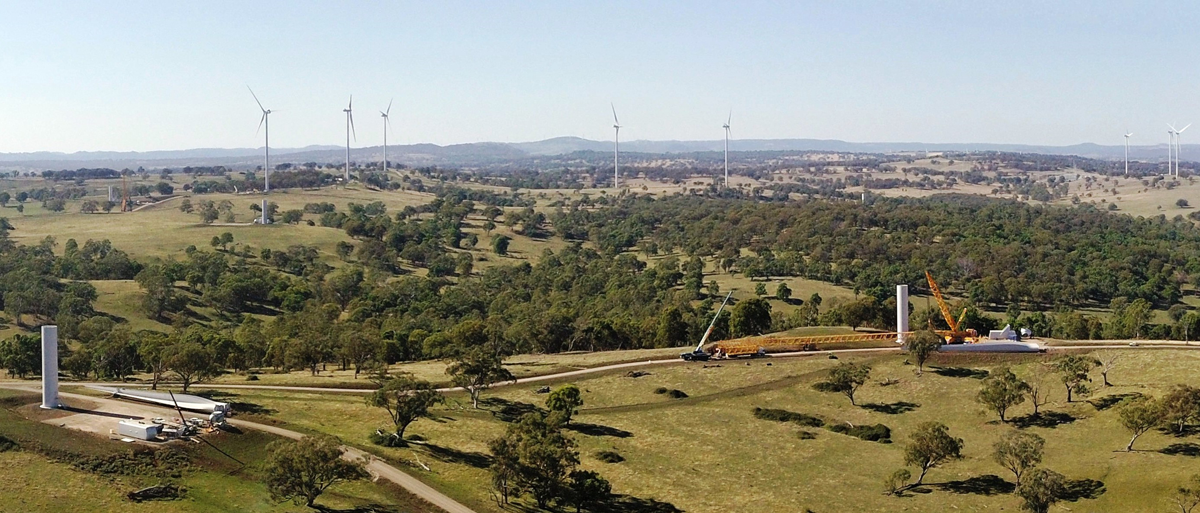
(723, 110), (732, 188)
(343, 95), (356, 183)
(1124, 132), (1132, 175)
(380, 99), (393, 174)
(611, 104), (622, 188)
(1168, 125), (1177, 176)
(1177, 123), (1191, 177)
(248, 87), (272, 194)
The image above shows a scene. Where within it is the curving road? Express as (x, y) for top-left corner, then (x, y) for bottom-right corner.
(4, 341), (1197, 513)
(0, 384), (476, 513)
(59, 342), (1199, 395)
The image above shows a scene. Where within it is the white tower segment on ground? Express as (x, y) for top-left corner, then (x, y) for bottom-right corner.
(41, 325), (59, 409)
(896, 285), (909, 344)
(248, 87), (272, 193)
(612, 104), (621, 188)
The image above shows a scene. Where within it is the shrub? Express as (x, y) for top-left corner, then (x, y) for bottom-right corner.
(828, 423), (892, 443)
(752, 407), (825, 427)
(798, 431), (818, 440)
(368, 431), (408, 448)
(666, 389), (689, 399)
(0, 435), (16, 452)
(595, 450), (624, 463)
(653, 387), (668, 394)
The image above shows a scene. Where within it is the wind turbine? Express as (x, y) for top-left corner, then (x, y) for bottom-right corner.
(248, 86), (272, 194)
(380, 99), (393, 174)
(612, 104), (621, 188)
(723, 110), (732, 188)
(1168, 125), (1177, 176)
(1124, 132), (1132, 175)
(1177, 124), (1191, 177)
(344, 95), (356, 183)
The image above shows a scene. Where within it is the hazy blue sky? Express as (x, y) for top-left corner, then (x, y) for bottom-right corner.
(3, 1), (1198, 152)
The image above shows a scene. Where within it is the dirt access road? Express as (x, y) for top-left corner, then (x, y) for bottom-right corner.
(0, 384), (476, 513)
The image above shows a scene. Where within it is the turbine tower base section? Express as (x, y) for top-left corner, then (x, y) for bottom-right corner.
(260, 199), (270, 225)
(41, 325), (59, 409)
(896, 285), (909, 345)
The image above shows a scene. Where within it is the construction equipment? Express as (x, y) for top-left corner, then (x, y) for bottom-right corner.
(924, 271), (978, 344)
(681, 291), (732, 361)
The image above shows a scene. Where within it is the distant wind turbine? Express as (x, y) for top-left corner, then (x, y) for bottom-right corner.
(1177, 124), (1191, 177)
(380, 99), (393, 174)
(723, 110), (732, 188)
(248, 86), (272, 194)
(344, 95), (356, 183)
(1168, 125), (1177, 176)
(612, 104), (621, 188)
(1124, 132), (1132, 175)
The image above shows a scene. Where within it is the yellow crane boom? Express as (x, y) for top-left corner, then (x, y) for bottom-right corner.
(925, 270), (959, 332)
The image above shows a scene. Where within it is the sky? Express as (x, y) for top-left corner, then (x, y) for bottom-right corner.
(2, 1), (1199, 153)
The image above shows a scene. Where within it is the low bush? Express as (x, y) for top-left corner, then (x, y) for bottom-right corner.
(368, 431), (408, 447)
(753, 407), (825, 428)
(666, 389), (689, 399)
(827, 423), (892, 443)
(798, 431), (818, 440)
(595, 450), (625, 463)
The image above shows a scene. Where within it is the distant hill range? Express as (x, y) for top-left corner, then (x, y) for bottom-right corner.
(0, 137), (1182, 171)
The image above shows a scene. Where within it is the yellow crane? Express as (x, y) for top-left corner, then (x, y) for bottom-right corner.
(924, 271), (978, 344)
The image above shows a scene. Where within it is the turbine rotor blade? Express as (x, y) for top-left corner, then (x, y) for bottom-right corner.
(248, 86), (266, 111)
(385, 98), (393, 116)
(256, 112), (266, 136)
(611, 103), (619, 125)
(727, 109), (732, 126)
(1182, 124), (1192, 133)
(350, 112), (357, 142)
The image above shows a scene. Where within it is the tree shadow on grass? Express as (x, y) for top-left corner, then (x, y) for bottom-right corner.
(603, 495), (685, 513)
(1161, 443), (1200, 457)
(313, 505), (400, 513)
(860, 401), (920, 415)
(414, 442), (493, 469)
(565, 422), (633, 438)
(480, 397), (546, 423)
(930, 367), (990, 379)
(1089, 393), (1143, 411)
(1062, 478), (1106, 501)
(1009, 411), (1077, 429)
(933, 474), (1014, 496)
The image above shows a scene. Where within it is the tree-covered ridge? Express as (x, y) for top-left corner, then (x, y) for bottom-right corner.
(552, 194), (1200, 307)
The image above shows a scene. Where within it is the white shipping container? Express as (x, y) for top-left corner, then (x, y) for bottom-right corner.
(117, 420), (162, 441)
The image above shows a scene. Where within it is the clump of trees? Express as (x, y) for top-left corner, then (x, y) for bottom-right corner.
(488, 410), (614, 511)
(977, 367), (1030, 422)
(814, 362), (871, 405)
(263, 435), (368, 509)
(365, 373), (441, 444)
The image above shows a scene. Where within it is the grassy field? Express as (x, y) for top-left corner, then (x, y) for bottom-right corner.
(0, 389), (436, 513)
(178, 347), (1200, 513)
